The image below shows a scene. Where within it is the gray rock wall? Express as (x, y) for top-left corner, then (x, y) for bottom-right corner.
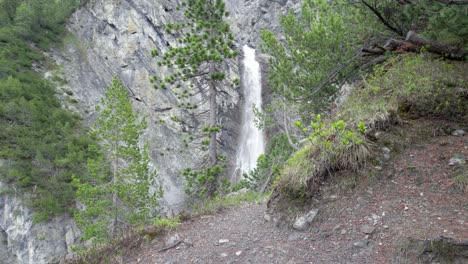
(51, 0), (301, 209)
(0, 0), (302, 262)
(0, 183), (79, 264)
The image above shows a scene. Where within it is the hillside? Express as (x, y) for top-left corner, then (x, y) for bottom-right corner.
(112, 118), (466, 263)
(1, 0), (467, 263)
(71, 53), (468, 263)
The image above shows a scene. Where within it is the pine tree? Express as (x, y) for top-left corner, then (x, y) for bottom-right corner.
(73, 77), (161, 243)
(151, 0), (238, 197)
(261, 0), (366, 118)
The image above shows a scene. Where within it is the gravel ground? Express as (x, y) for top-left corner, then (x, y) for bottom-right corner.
(124, 126), (467, 264)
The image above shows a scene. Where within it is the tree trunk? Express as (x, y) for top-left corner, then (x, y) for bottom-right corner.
(405, 30), (468, 60)
(208, 66), (217, 167)
(363, 31), (468, 60)
(111, 141), (118, 237)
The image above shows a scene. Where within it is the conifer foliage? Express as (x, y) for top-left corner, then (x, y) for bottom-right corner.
(151, 0), (238, 197)
(73, 77), (161, 243)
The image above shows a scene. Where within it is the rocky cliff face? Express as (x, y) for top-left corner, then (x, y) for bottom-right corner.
(51, 0), (301, 209)
(1, 0), (301, 262)
(0, 183), (79, 264)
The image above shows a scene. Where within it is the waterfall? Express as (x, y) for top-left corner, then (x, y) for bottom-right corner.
(235, 45), (265, 179)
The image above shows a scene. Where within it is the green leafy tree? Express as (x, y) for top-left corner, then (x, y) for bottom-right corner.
(357, 0), (468, 44)
(261, 0), (366, 117)
(14, 2), (34, 36)
(151, 0), (238, 197)
(73, 77), (161, 243)
(0, 0), (19, 25)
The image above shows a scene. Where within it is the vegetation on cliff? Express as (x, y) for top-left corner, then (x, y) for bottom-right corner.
(0, 0), (93, 221)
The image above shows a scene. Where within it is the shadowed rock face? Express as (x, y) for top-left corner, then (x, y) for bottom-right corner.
(0, 0), (301, 262)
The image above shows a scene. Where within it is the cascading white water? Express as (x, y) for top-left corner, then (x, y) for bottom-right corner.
(235, 45), (265, 179)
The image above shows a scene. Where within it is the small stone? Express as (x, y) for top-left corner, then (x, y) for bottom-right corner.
(235, 251), (242, 256)
(360, 225), (375, 234)
(452, 129), (466, 136)
(449, 154), (465, 166)
(287, 232), (302, 241)
(353, 239), (369, 248)
(292, 209), (318, 231)
(264, 213), (271, 222)
(340, 229), (347, 235)
(219, 239), (229, 244)
(221, 253), (228, 257)
(375, 166), (383, 171)
(374, 132), (381, 139)
(264, 246), (274, 250)
(166, 234), (180, 247)
(382, 147), (391, 154)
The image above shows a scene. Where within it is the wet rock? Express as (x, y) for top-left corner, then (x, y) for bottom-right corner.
(292, 209), (318, 231)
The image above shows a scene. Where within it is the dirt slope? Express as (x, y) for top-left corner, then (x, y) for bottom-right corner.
(124, 123), (467, 264)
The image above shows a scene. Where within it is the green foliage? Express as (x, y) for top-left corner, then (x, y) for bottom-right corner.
(275, 53), (466, 200)
(261, 0), (368, 117)
(358, 0), (468, 44)
(73, 77), (161, 244)
(182, 156), (227, 198)
(153, 0), (238, 198)
(338, 54), (467, 123)
(192, 191), (266, 216)
(151, 0), (237, 92)
(417, 1), (468, 44)
(153, 216), (180, 230)
(0, 1), (92, 220)
(245, 133), (296, 192)
(2, 0), (79, 48)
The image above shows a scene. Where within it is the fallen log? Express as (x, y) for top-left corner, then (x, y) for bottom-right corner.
(406, 30), (468, 60)
(361, 31), (468, 60)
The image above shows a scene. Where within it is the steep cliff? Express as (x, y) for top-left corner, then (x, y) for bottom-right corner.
(0, 183), (79, 264)
(51, 0), (301, 209)
(0, 0), (301, 262)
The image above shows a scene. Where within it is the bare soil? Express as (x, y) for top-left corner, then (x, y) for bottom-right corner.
(124, 121), (467, 264)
